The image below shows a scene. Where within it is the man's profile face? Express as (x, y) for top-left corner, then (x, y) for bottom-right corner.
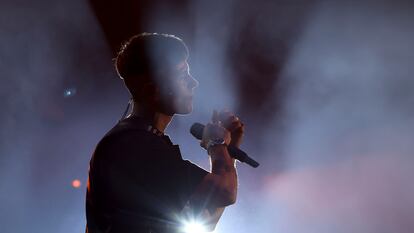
(159, 59), (198, 115)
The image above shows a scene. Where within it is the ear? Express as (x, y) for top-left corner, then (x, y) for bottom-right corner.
(141, 83), (161, 103)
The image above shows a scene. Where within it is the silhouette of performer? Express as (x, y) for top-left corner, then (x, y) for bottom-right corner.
(86, 33), (244, 233)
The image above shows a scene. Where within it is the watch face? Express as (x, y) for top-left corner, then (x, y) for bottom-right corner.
(207, 138), (227, 154)
(212, 138), (226, 144)
(207, 138), (226, 151)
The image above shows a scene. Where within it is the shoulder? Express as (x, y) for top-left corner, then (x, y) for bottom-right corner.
(91, 120), (165, 161)
(98, 129), (166, 155)
(98, 117), (166, 150)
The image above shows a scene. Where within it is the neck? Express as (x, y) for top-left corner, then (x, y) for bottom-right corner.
(128, 100), (173, 133)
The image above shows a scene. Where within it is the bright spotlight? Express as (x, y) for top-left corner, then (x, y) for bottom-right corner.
(182, 220), (210, 233)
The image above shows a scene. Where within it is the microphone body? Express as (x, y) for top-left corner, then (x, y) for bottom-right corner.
(190, 123), (260, 168)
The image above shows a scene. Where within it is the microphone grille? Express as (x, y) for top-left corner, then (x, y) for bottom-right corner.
(190, 122), (204, 140)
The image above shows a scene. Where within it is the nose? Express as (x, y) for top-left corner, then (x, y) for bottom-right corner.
(188, 74), (199, 89)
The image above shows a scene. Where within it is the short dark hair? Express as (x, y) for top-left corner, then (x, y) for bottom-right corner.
(115, 32), (189, 82)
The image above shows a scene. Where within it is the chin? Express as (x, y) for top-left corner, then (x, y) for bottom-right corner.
(172, 98), (193, 115)
(175, 104), (193, 115)
(176, 107), (192, 115)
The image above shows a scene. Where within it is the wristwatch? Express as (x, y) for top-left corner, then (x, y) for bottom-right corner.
(206, 138), (227, 154)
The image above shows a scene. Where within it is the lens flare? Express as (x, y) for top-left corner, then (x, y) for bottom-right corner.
(63, 87), (77, 98)
(72, 179), (81, 188)
(182, 220), (209, 233)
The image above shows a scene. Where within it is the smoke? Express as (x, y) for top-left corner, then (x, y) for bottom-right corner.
(2, 0), (414, 232)
(0, 0), (114, 232)
(257, 1), (414, 233)
(131, 1), (414, 233)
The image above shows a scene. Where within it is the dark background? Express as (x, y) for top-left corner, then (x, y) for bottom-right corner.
(1, 0), (414, 232)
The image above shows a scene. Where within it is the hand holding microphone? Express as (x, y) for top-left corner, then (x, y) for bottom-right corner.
(191, 110), (260, 168)
(199, 110), (232, 152)
(216, 110), (245, 148)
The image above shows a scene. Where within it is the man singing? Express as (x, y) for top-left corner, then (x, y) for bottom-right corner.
(86, 33), (243, 233)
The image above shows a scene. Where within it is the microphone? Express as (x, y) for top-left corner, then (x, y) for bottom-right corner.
(190, 122), (260, 168)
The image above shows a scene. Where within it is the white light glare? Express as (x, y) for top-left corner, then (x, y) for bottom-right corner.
(182, 220), (210, 233)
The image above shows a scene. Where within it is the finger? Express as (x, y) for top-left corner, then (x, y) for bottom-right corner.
(200, 141), (206, 149)
(218, 110), (233, 122)
(228, 115), (240, 123)
(234, 122), (245, 133)
(227, 121), (244, 132)
(222, 115), (240, 129)
(212, 109), (219, 124)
